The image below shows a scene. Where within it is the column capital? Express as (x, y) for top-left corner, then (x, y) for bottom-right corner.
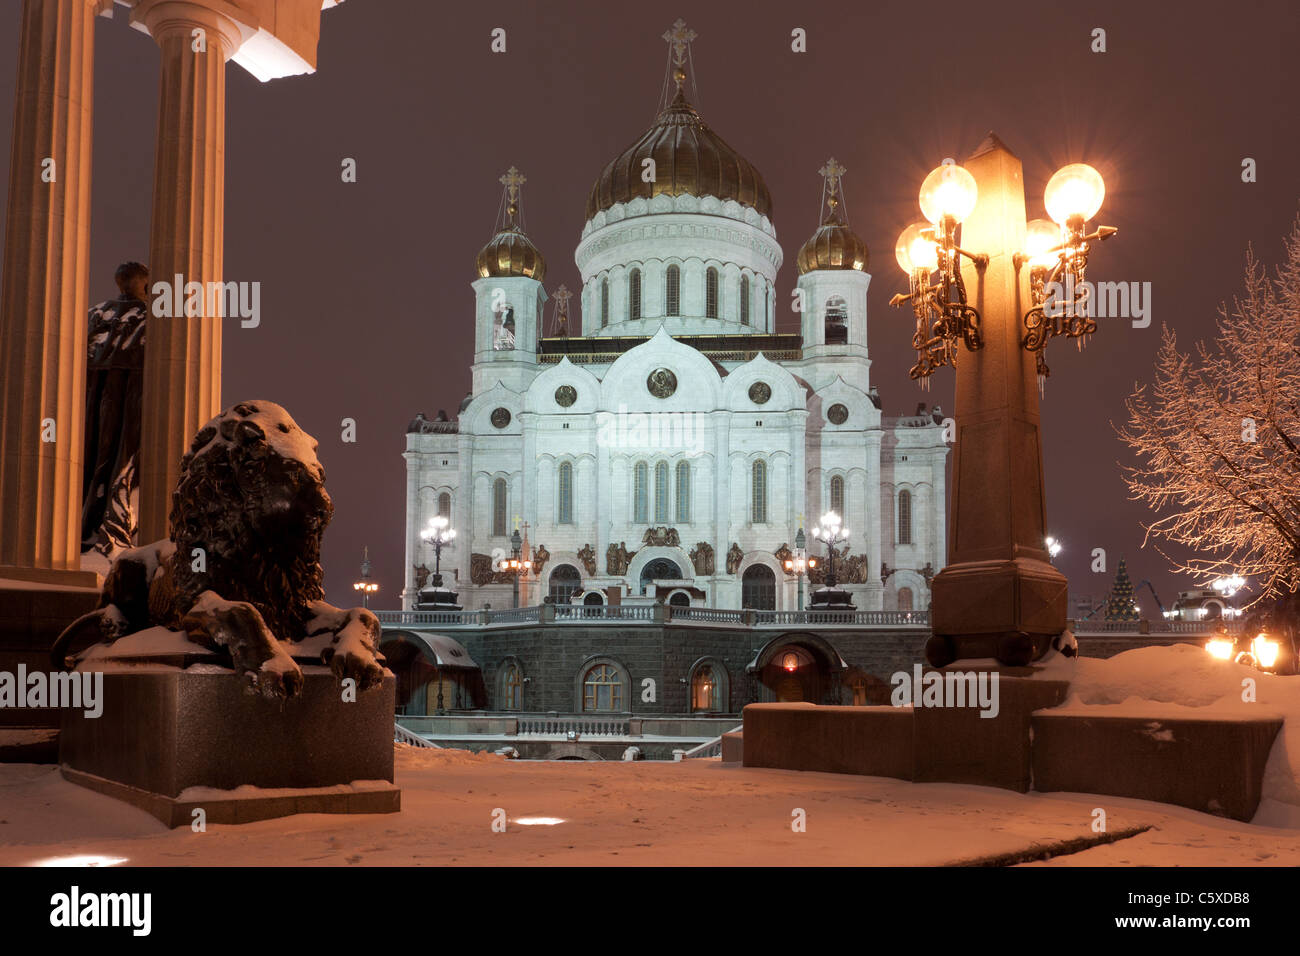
(130, 0), (248, 59)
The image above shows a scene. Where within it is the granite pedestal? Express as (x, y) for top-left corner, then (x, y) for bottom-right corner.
(60, 663), (400, 827)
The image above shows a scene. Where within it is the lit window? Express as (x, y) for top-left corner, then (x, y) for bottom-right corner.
(692, 665), (721, 712)
(583, 663), (623, 712)
(502, 662), (522, 710)
(898, 587), (914, 612)
(665, 265), (681, 316)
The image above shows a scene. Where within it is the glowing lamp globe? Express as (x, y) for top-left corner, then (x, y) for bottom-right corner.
(895, 222), (938, 275)
(918, 163), (978, 225)
(1024, 219), (1062, 269)
(1253, 634), (1279, 669)
(781, 652), (800, 672)
(1044, 163), (1105, 225)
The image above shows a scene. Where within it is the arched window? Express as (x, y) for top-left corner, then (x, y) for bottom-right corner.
(705, 267), (719, 318)
(629, 268), (642, 320)
(633, 461), (649, 523)
(898, 587), (914, 612)
(492, 477), (507, 537)
(600, 277), (609, 327)
(665, 265), (681, 316)
(764, 282), (769, 330)
(669, 591), (691, 608)
(751, 459), (767, 523)
(582, 662), (623, 712)
(742, 564), (776, 610)
(675, 461), (690, 524)
(640, 558), (682, 595)
(557, 461), (574, 524)
(825, 295), (848, 344)
(493, 304), (516, 350)
(829, 475), (844, 516)
(692, 665), (721, 712)
(549, 564), (582, 604)
(740, 275), (750, 325)
(898, 489), (912, 545)
(500, 661), (522, 711)
(654, 461), (669, 522)
(437, 492), (451, 519)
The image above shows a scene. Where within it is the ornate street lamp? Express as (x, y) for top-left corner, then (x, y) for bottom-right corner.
(1017, 163), (1118, 386)
(352, 546), (378, 608)
(890, 163), (989, 383)
(811, 511), (850, 593)
(783, 526), (818, 611)
(419, 515), (459, 610)
(503, 527), (532, 609)
(888, 137), (1121, 667)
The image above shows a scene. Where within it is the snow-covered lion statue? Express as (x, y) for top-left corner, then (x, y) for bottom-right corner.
(53, 400), (386, 699)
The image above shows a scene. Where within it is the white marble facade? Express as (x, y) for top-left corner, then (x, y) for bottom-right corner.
(402, 83), (947, 613)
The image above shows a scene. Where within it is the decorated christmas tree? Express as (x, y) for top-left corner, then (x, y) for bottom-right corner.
(1104, 557), (1141, 621)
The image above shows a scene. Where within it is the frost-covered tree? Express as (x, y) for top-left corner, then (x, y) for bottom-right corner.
(1119, 216), (1300, 625)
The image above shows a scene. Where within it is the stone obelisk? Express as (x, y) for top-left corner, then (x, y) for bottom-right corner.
(0, 0), (108, 585)
(927, 134), (1068, 667)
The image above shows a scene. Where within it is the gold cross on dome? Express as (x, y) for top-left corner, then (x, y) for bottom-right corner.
(663, 18), (697, 76)
(553, 284), (572, 311)
(500, 166), (526, 223)
(819, 158), (846, 198)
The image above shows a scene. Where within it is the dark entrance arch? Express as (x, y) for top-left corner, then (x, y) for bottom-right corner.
(748, 633), (846, 705)
(742, 564), (776, 610)
(640, 557), (682, 595)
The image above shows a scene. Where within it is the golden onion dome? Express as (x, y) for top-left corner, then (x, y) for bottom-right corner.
(796, 157), (869, 275)
(476, 228), (546, 281)
(476, 166), (546, 281)
(586, 88), (773, 223)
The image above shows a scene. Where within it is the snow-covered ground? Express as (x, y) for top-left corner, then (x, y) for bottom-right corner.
(0, 745), (1296, 866)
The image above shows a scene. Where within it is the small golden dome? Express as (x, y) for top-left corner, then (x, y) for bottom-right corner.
(477, 166), (546, 281)
(796, 157), (869, 275)
(586, 88), (773, 222)
(476, 228), (546, 281)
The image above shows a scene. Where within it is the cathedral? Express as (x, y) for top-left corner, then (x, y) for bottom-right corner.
(401, 21), (947, 614)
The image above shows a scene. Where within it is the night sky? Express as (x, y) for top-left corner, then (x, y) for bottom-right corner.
(1, 0), (1296, 613)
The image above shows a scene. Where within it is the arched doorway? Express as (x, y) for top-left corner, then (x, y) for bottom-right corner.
(750, 635), (844, 705)
(640, 557), (682, 595)
(548, 564), (582, 604)
(742, 564), (776, 610)
(668, 590), (691, 607)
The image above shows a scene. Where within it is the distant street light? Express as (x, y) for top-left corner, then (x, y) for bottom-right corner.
(420, 515), (457, 590)
(783, 526), (818, 611)
(503, 527), (532, 609)
(352, 546), (379, 608)
(812, 511), (850, 589)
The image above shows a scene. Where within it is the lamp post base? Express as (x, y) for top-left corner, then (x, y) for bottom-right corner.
(928, 557), (1067, 666)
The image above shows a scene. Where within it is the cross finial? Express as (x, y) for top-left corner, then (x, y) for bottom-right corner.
(662, 18), (697, 90)
(818, 157), (847, 223)
(500, 166), (526, 225)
